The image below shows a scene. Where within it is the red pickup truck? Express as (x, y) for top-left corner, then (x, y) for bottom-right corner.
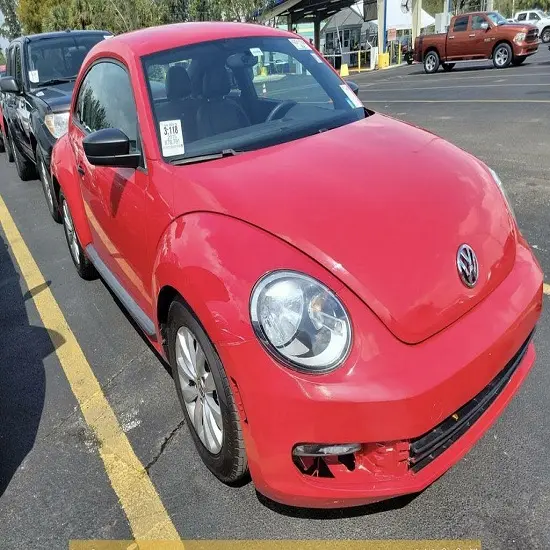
(414, 11), (539, 73)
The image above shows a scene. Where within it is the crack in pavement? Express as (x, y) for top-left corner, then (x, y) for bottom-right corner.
(145, 419), (186, 473)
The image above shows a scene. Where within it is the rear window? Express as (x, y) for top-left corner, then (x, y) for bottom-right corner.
(517, 13), (527, 21)
(453, 16), (469, 32)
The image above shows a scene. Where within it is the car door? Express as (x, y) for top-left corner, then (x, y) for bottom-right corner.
(446, 16), (471, 59)
(70, 60), (152, 313)
(528, 11), (542, 31)
(13, 43), (34, 158)
(470, 14), (495, 58)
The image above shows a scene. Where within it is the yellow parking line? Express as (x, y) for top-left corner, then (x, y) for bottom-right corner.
(544, 283), (550, 295)
(365, 82), (550, 93)
(0, 196), (181, 543)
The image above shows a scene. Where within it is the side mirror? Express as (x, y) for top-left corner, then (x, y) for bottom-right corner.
(83, 128), (141, 169)
(347, 80), (359, 96)
(480, 22), (489, 30)
(0, 76), (20, 94)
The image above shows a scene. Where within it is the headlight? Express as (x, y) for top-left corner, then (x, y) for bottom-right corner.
(514, 32), (526, 44)
(489, 167), (516, 221)
(250, 271), (352, 373)
(44, 112), (69, 138)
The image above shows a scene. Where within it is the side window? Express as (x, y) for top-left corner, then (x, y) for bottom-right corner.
(14, 45), (22, 87)
(453, 16), (469, 32)
(76, 61), (140, 153)
(517, 13), (527, 21)
(529, 12), (540, 20)
(471, 15), (487, 30)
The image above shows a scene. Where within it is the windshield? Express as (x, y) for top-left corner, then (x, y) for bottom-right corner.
(487, 12), (509, 25)
(26, 34), (109, 87)
(142, 36), (366, 163)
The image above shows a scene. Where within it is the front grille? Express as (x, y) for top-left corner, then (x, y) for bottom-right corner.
(526, 29), (539, 42)
(409, 331), (534, 473)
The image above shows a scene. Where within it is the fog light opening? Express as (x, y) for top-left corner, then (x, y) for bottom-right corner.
(292, 443), (361, 477)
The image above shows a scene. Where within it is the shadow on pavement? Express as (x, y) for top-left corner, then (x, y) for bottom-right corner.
(0, 235), (64, 495)
(256, 490), (419, 519)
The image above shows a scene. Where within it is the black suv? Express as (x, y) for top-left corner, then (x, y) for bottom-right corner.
(0, 30), (111, 221)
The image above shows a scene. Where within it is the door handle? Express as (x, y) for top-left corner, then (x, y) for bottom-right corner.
(448, 36), (455, 39)
(469, 33), (476, 37)
(77, 165), (85, 176)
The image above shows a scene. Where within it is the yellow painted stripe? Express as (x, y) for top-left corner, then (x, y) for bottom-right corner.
(544, 283), (550, 296)
(0, 196), (181, 543)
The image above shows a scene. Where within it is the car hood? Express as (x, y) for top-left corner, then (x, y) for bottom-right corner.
(175, 114), (517, 344)
(31, 81), (74, 112)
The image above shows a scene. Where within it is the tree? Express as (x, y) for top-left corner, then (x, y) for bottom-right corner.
(0, 47), (6, 65)
(0, 0), (22, 40)
(163, 0), (189, 23)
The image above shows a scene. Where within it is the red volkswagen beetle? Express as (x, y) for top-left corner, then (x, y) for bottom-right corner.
(51, 22), (543, 508)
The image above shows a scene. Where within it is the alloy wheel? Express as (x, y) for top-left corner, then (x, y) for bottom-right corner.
(495, 46), (509, 67)
(175, 326), (223, 454)
(426, 54), (436, 72)
(62, 200), (80, 265)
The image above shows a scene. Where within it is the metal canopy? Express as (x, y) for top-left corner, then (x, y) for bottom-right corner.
(259, 0), (359, 23)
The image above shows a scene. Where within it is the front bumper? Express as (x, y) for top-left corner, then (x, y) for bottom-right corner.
(219, 241), (542, 508)
(513, 42), (539, 57)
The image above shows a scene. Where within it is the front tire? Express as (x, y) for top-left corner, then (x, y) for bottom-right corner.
(60, 192), (97, 280)
(423, 51), (440, 74)
(442, 62), (455, 72)
(4, 125), (15, 163)
(37, 148), (61, 223)
(167, 299), (248, 484)
(541, 27), (550, 44)
(512, 56), (526, 66)
(493, 43), (512, 69)
(11, 131), (37, 181)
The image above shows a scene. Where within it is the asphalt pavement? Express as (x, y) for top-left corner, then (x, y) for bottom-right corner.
(1, 47), (550, 549)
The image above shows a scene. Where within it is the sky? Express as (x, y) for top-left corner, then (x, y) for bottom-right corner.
(0, 11), (10, 52)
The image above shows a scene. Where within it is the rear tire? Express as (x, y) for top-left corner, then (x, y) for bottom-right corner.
(167, 298), (248, 484)
(493, 43), (512, 69)
(60, 192), (97, 280)
(37, 148), (61, 223)
(512, 56), (526, 66)
(442, 62), (455, 72)
(541, 27), (550, 43)
(423, 51), (440, 74)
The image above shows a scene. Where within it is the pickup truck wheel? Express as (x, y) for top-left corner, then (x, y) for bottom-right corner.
(60, 192), (98, 280)
(512, 56), (526, 66)
(11, 133), (37, 181)
(541, 27), (550, 43)
(424, 51), (440, 74)
(37, 148), (62, 223)
(4, 126), (15, 163)
(493, 43), (512, 69)
(442, 63), (455, 72)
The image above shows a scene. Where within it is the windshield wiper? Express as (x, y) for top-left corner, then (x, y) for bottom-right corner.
(36, 76), (77, 87)
(171, 149), (241, 166)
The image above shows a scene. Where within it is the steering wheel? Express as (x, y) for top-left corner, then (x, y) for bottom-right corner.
(266, 100), (298, 122)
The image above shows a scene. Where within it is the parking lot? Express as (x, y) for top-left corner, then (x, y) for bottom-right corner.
(1, 46), (549, 549)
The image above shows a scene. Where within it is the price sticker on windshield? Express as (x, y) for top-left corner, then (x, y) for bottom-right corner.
(289, 38), (310, 50)
(28, 70), (39, 83)
(340, 84), (363, 109)
(159, 119), (185, 157)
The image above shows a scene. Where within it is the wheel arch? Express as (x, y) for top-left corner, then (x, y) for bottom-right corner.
(423, 46), (440, 61)
(492, 39), (512, 58)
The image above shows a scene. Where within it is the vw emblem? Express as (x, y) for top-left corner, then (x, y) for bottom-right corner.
(457, 244), (479, 288)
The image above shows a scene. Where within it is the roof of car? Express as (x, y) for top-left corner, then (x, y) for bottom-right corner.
(11, 29), (111, 44)
(91, 22), (297, 58)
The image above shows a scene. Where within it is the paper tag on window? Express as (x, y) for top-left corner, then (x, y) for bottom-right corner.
(289, 38), (310, 50)
(159, 120), (185, 157)
(311, 52), (323, 63)
(250, 47), (263, 57)
(340, 84), (363, 108)
(29, 70), (39, 83)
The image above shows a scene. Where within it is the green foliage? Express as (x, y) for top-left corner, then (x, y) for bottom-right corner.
(0, 47), (6, 65)
(0, 0), (22, 40)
